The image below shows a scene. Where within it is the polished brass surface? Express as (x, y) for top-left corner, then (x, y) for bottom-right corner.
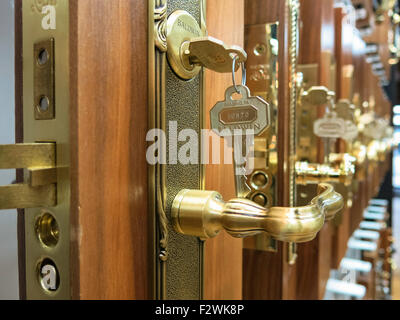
(0, 143), (57, 210)
(185, 36), (247, 73)
(302, 86), (335, 106)
(172, 183), (343, 243)
(150, 0), (205, 300)
(0, 184), (56, 210)
(297, 64), (319, 163)
(35, 212), (60, 248)
(34, 39), (55, 120)
(166, 10), (203, 79)
(243, 22), (279, 252)
(29, 167), (57, 187)
(0, 144), (55, 169)
(23, 0), (70, 300)
(166, 10), (246, 80)
(288, 0), (300, 263)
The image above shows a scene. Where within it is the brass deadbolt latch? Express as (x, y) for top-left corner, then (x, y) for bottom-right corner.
(0, 143), (57, 210)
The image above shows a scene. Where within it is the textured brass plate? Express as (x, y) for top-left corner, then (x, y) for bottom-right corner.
(23, 0), (70, 300)
(34, 39), (55, 120)
(150, 0), (205, 300)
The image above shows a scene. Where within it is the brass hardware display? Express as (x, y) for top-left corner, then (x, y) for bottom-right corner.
(171, 183), (343, 243)
(302, 86), (335, 106)
(0, 143), (57, 210)
(296, 154), (356, 186)
(23, 0), (70, 300)
(243, 21), (279, 252)
(150, 0), (207, 300)
(0, 143), (54, 169)
(34, 39), (55, 120)
(35, 212), (60, 248)
(166, 10), (247, 79)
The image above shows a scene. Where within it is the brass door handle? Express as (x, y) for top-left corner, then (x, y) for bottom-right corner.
(171, 183), (343, 243)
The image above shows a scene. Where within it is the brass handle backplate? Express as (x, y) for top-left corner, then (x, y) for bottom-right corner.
(171, 183), (343, 243)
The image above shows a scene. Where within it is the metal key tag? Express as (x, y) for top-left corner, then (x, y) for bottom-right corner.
(313, 112), (346, 139)
(210, 85), (270, 137)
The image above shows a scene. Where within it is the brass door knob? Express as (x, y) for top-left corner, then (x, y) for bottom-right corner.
(171, 183), (343, 243)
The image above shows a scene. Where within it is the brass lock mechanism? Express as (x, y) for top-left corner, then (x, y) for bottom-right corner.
(171, 183), (343, 243)
(166, 10), (247, 79)
(0, 143), (57, 210)
(296, 86), (356, 185)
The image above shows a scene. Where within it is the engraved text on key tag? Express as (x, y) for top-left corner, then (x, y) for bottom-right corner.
(210, 85), (270, 137)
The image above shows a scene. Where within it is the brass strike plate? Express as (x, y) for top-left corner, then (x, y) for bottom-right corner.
(34, 39), (55, 120)
(23, 0), (70, 300)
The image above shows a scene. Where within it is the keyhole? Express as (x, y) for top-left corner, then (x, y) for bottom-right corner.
(37, 48), (49, 66)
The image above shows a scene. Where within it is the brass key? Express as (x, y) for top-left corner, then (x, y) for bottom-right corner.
(181, 36), (247, 74)
(165, 11), (247, 79)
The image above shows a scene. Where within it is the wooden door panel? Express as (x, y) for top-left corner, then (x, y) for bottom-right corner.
(69, 0), (150, 299)
(204, 0), (244, 299)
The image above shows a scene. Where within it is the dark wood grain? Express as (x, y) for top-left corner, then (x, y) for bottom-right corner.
(69, 0), (149, 299)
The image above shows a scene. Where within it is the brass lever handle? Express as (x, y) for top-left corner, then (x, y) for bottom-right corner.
(171, 183), (343, 243)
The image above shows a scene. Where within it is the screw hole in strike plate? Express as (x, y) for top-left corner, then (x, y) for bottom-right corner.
(37, 48), (49, 66)
(37, 96), (50, 113)
(37, 258), (60, 293)
(251, 172), (269, 189)
(254, 43), (267, 56)
(35, 212), (60, 248)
